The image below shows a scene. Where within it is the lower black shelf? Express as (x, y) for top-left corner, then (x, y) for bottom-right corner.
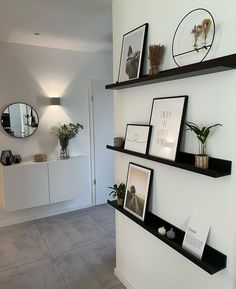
(106, 145), (232, 178)
(108, 200), (227, 275)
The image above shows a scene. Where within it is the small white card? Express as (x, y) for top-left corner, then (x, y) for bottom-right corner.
(182, 216), (210, 260)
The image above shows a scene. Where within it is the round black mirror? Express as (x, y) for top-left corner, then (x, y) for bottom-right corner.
(1, 103), (39, 138)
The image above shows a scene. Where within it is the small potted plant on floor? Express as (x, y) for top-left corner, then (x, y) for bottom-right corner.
(109, 183), (126, 206)
(185, 122), (222, 169)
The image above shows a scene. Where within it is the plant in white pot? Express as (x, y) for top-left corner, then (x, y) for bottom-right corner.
(109, 183), (126, 206)
(185, 122), (222, 169)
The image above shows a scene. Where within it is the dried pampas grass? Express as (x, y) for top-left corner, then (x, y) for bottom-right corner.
(148, 44), (165, 75)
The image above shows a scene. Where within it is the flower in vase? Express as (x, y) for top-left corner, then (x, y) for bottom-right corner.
(50, 123), (83, 159)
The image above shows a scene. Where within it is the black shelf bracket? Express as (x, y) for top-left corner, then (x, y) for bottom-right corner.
(106, 145), (232, 178)
(105, 54), (236, 90)
(108, 200), (227, 275)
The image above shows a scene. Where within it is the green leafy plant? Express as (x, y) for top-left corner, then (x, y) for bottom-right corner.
(50, 123), (83, 148)
(109, 183), (126, 199)
(185, 122), (222, 155)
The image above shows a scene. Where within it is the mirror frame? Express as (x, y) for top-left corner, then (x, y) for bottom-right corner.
(1, 102), (39, 139)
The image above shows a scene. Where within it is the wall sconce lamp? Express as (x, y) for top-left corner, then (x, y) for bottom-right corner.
(49, 97), (61, 105)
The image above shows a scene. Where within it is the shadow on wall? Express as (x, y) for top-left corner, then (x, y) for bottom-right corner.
(0, 42), (111, 159)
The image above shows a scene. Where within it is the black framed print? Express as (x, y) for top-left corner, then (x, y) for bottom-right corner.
(149, 95), (188, 160)
(124, 163), (153, 221)
(118, 23), (148, 82)
(124, 124), (152, 154)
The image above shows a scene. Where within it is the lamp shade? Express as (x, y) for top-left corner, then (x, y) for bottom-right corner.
(49, 97), (61, 105)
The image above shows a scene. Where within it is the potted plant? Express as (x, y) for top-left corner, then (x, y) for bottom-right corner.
(109, 183), (126, 206)
(50, 123), (83, 159)
(185, 122), (222, 169)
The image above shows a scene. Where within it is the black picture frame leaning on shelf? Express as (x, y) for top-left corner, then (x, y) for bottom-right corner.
(118, 23), (148, 82)
(149, 95), (188, 161)
(124, 124), (152, 154)
(123, 162), (153, 221)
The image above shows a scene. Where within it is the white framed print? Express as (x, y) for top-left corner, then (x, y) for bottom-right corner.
(124, 163), (153, 221)
(149, 95), (188, 160)
(182, 216), (211, 259)
(118, 23), (148, 82)
(124, 124), (152, 154)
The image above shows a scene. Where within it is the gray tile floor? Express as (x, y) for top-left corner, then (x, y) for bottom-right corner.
(0, 204), (126, 289)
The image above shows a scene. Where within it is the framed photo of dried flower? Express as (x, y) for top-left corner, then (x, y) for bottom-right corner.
(172, 8), (215, 67)
(149, 96), (188, 161)
(124, 124), (152, 154)
(118, 23), (148, 82)
(124, 163), (153, 221)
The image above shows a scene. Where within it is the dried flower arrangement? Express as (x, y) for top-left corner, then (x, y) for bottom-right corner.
(192, 25), (203, 49)
(202, 18), (212, 45)
(191, 18), (212, 50)
(148, 44), (165, 75)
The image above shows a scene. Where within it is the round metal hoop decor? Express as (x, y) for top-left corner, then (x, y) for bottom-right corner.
(172, 8), (215, 67)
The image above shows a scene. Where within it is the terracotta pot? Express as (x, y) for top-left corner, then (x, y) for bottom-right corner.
(117, 197), (124, 206)
(195, 155), (209, 169)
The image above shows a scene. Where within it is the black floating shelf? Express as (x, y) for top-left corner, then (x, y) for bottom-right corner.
(108, 200), (227, 275)
(106, 145), (232, 178)
(106, 54), (236, 90)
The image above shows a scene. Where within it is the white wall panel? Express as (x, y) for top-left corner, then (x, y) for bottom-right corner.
(113, 0), (236, 288)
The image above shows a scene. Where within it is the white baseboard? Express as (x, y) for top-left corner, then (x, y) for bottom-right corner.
(0, 200), (92, 228)
(114, 267), (135, 289)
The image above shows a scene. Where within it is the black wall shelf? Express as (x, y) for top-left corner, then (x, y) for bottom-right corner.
(108, 200), (227, 275)
(106, 145), (232, 178)
(105, 54), (236, 90)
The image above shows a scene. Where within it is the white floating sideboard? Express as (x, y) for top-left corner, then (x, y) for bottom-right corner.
(0, 156), (89, 212)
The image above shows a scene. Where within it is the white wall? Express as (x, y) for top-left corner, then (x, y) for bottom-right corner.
(0, 41), (112, 226)
(112, 0), (236, 288)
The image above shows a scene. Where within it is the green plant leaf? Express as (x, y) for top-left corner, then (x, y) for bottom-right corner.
(108, 182), (126, 198)
(185, 121), (222, 154)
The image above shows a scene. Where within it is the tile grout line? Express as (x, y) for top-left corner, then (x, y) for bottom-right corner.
(0, 205), (117, 288)
(88, 213), (115, 238)
(34, 213), (112, 286)
(53, 235), (115, 260)
(35, 217), (115, 289)
(34, 213), (114, 259)
(0, 223), (50, 273)
(35, 224), (71, 289)
(0, 256), (52, 273)
(55, 265), (71, 289)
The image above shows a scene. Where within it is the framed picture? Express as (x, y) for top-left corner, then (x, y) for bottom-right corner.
(124, 124), (152, 154)
(124, 163), (153, 221)
(149, 95), (188, 160)
(118, 23), (148, 82)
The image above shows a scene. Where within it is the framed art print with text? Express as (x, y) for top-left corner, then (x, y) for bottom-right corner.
(149, 95), (188, 161)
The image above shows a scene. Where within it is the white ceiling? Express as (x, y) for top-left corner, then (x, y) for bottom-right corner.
(0, 0), (113, 53)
